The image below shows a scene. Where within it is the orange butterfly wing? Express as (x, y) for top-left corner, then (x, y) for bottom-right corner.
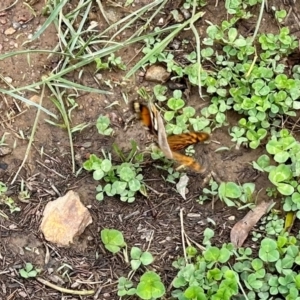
(132, 101), (209, 173)
(171, 151), (206, 173)
(167, 132), (210, 151)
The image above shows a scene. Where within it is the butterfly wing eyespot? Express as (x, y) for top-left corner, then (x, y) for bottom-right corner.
(167, 132), (210, 151)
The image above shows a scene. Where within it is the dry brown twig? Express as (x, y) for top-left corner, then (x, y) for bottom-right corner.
(36, 277), (95, 296)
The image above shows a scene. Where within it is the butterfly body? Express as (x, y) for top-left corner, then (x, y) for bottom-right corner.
(132, 101), (209, 172)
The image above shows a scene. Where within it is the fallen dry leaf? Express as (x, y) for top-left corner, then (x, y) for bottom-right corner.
(230, 201), (274, 248)
(176, 174), (189, 199)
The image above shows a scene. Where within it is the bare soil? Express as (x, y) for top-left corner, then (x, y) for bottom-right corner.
(0, 0), (300, 299)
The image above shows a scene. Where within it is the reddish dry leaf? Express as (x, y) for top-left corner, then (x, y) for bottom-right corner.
(230, 201), (274, 248)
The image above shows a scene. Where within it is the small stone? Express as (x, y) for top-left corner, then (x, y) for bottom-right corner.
(29, 95), (41, 104)
(4, 27), (16, 35)
(145, 65), (170, 83)
(180, 8), (191, 19)
(228, 215), (235, 221)
(12, 22), (21, 29)
(40, 190), (93, 247)
(0, 162), (7, 170)
(0, 146), (12, 157)
(4, 77), (12, 84)
(95, 73), (102, 80)
(157, 17), (164, 25)
(18, 291), (27, 298)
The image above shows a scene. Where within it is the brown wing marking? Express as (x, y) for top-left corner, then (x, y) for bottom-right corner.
(167, 132), (210, 151)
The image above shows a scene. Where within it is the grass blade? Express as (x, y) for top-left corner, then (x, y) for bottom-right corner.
(29, 0), (69, 42)
(125, 11), (205, 78)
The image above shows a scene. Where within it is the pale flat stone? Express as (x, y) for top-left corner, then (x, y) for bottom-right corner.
(4, 27), (16, 35)
(145, 65), (170, 83)
(40, 191), (92, 247)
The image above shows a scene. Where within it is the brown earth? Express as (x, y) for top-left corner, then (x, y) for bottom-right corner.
(0, 0), (300, 299)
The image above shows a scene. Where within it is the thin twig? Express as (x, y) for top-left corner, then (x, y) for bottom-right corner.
(179, 208), (187, 263)
(36, 277), (94, 296)
(184, 232), (205, 251)
(0, 0), (18, 12)
(95, 0), (110, 25)
(36, 160), (66, 179)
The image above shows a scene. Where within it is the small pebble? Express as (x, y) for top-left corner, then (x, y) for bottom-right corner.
(95, 73), (102, 80)
(12, 22), (21, 29)
(3, 77), (12, 84)
(180, 8), (191, 19)
(157, 17), (164, 25)
(4, 27), (16, 35)
(145, 65), (170, 83)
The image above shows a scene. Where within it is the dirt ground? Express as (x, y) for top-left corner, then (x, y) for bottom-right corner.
(0, 0), (300, 299)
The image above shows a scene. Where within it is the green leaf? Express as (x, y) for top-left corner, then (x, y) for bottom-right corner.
(184, 286), (206, 299)
(96, 192), (104, 201)
(228, 28), (238, 42)
(183, 106), (195, 117)
(274, 151), (290, 163)
(247, 273), (263, 289)
(131, 246), (142, 259)
(269, 164), (292, 185)
(153, 85), (167, 101)
(201, 47), (214, 58)
(164, 111), (175, 121)
(140, 252), (154, 265)
(277, 183), (294, 196)
(204, 247), (220, 262)
(224, 182), (242, 199)
(129, 178), (141, 192)
(101, 229), (125, 254)
(96, 115), (113, 136)
(259, 238), (280, 262)
(119, 165), (135, 181)
(93, 169), (104, 180)
(167, 98), (185, 111)
(101, 159), (112, 172)
(234, 38), (247, 47)
(252, 258), (263, 271)
(136, 271), (165, 300)
(19, 269), (29, 279)
(253, 154), (270, 171)
(131, 259), (141, 270)
(112, 181), (127, 194)
(219, 247), (231, 263)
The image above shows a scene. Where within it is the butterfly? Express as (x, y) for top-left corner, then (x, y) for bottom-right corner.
(132, 101), (209, 172)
